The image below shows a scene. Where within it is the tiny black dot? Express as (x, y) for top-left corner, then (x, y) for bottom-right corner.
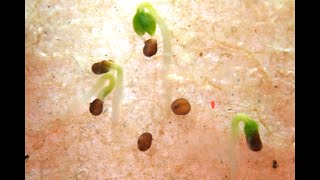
(272, 160), (278, 169)
(25, 155), (29, 159)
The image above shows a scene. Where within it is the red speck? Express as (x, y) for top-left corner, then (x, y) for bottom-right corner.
(210, 100), (215, 109)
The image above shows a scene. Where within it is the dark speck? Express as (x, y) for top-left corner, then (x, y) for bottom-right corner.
(272, 160), (278, 169)
(274, 85), (278, 88)
(25, 155), (29, 160)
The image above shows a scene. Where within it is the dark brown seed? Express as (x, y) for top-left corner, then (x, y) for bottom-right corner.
(138, 132), (153, 151)
(92, 60), (109, 75)
(246, 131), (263, 151)
(143, 39), (157, 57)
(89, 99), (104, 116)
(171, 98), (191, 115)
(272, 160), (278, 169)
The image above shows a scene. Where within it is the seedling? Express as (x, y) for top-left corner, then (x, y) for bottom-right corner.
(132, 2), (171, 59)
(89, 60), (123, 118)
(231, 113), (263, 151)
(89, 73), (115, 116)
(133, 2), (173, 112)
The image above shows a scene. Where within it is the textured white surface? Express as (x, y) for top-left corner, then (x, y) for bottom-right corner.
(26, 0), (294, 179)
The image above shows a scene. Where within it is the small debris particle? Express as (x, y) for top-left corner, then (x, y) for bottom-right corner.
(210, 100), (215, 109)
(199, 52), (203, 56)
(272, 160), (278, 169)
(25, 155), (29, 160)
(274, 85), (278, 88)
(138, 132), (153, 152)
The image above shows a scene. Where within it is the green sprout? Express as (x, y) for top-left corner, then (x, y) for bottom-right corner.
(231, 113), (263, 151)
(89, 60), (123, 118)
(96, 73), (116, 101)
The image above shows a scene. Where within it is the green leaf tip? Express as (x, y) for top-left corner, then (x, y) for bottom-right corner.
(232, 113), (260, 137)
(133, 3), (156, 36)
(243, 119), (259, 137)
